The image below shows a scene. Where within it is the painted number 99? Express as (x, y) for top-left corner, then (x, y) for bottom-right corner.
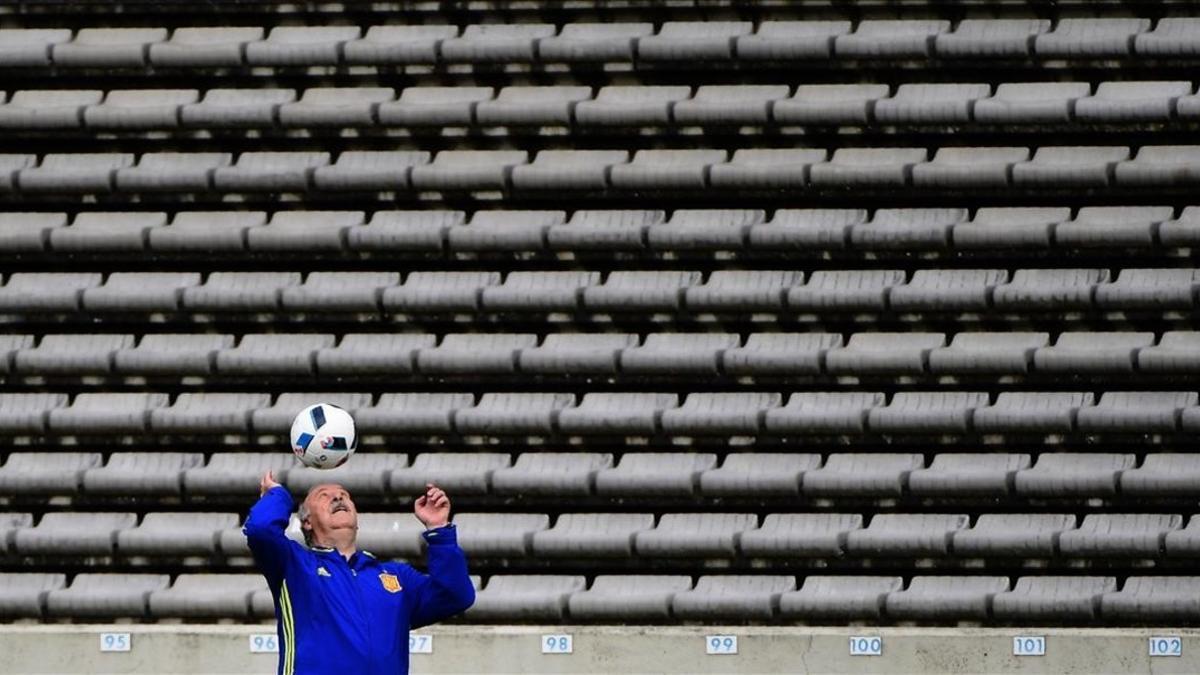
(1149, 636), (1182, 657)
(409, 634), (433, 654)
(849, 636), (882, 656)
(99, 633), (130, 652)
(706, 635), (738, 655)
(542, 634), (573, 654)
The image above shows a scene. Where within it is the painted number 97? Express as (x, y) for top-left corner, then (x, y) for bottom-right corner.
(849, 636), (882, 656)
(1150, 636), (1182, 657)
(409, 634), (433, 654)
(706, 635), (738, 655)
(542, 634), (573, 654)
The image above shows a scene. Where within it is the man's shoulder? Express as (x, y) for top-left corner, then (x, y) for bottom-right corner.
(370, 555), (410, 569)
(263, 538), (317, 567)
(370, 556), (418, 575)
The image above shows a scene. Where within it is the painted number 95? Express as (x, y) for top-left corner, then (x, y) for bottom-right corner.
(99, 633), (130, 653)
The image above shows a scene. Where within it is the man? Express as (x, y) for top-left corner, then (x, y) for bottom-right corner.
(245, 471), (475, 675)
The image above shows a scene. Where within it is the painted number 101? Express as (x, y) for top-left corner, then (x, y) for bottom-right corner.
(1013, 636), (1045, 656)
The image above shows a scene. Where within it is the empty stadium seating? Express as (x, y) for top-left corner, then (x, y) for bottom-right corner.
(1, 3), (1199, 632)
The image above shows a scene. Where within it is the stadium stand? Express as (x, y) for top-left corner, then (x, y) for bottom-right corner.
(1, 3), (1200, 643)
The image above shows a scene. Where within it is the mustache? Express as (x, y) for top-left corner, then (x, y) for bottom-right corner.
(330, 500), (351, 514)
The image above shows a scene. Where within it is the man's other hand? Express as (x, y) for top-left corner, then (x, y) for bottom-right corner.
(414, 483), (450, 529)
(260, 470), (281, 496)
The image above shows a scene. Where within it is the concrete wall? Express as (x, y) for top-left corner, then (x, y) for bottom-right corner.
(1, 625), (1198, 674)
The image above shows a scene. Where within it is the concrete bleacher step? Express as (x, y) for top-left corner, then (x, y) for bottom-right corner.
(2, 386), (1200, 437)
(1, 208), (1197, 256)
(2, 17), (1187, 72)
(6, 569), (1178, 623)
(4, 145), (1200, 207)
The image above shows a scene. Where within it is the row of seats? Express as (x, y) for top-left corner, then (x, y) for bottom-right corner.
(1, 572), (270, 620)
(3, 269), (1198, 316)
(2, 389), (1199, 436)
(2, 19), (1196, 69)
(6, 572), (1196, 623)
(4, 208), (1199, 255)
(3, 450), (1197, 498)
(4, 509), (1198, 559)
(5, 331), (1200, 378)
(5, 147), (1200, 194)
(472, 573), (1199, 623)
(6, 81), (1200, 130)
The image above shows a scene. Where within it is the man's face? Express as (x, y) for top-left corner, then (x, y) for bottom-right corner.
(302, 484), (358, 542)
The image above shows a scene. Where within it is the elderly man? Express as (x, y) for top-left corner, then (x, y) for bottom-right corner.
(245, 471), (474, 675)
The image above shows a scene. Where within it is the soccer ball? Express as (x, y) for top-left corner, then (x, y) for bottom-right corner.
(289, 403), (357, 469)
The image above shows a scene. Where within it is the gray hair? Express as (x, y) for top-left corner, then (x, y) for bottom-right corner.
(297, 500), (313, 547)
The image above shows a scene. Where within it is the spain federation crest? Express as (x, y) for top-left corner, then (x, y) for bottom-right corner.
(379, 573), (402, 593)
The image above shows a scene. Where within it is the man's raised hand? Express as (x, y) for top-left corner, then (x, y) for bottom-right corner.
(260, 470), (281, 496)
(414, 483), (450, 529)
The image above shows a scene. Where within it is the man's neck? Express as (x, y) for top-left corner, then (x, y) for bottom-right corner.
(313, 532), (357, 560)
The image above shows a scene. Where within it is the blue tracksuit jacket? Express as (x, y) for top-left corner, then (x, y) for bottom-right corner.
(244, 486), (475, 675)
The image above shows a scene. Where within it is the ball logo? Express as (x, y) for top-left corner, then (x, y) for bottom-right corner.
(290, 403), (356, 470)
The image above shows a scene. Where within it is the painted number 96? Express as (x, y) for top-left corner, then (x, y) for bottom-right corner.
(1150, 636), (1182, 657)
(249, 634), (278, 653)
(849, 636), (882, 656)
(706, 635), (738, 655)
(542, 634), (573, 654)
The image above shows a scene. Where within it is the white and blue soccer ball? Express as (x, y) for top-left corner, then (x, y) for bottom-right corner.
(290, 403), (357, 469)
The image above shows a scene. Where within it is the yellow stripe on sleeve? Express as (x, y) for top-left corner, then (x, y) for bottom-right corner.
(280, 580), (296, 675)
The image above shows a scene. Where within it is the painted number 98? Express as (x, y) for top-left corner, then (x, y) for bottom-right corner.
(542, 634), (573, 654)
(706, 635), (738, 655)
(1150, 636), (1182, 657)
(849, 636), (882, 656)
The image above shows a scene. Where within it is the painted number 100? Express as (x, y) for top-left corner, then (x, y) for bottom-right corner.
(849, 636), (882, 656)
